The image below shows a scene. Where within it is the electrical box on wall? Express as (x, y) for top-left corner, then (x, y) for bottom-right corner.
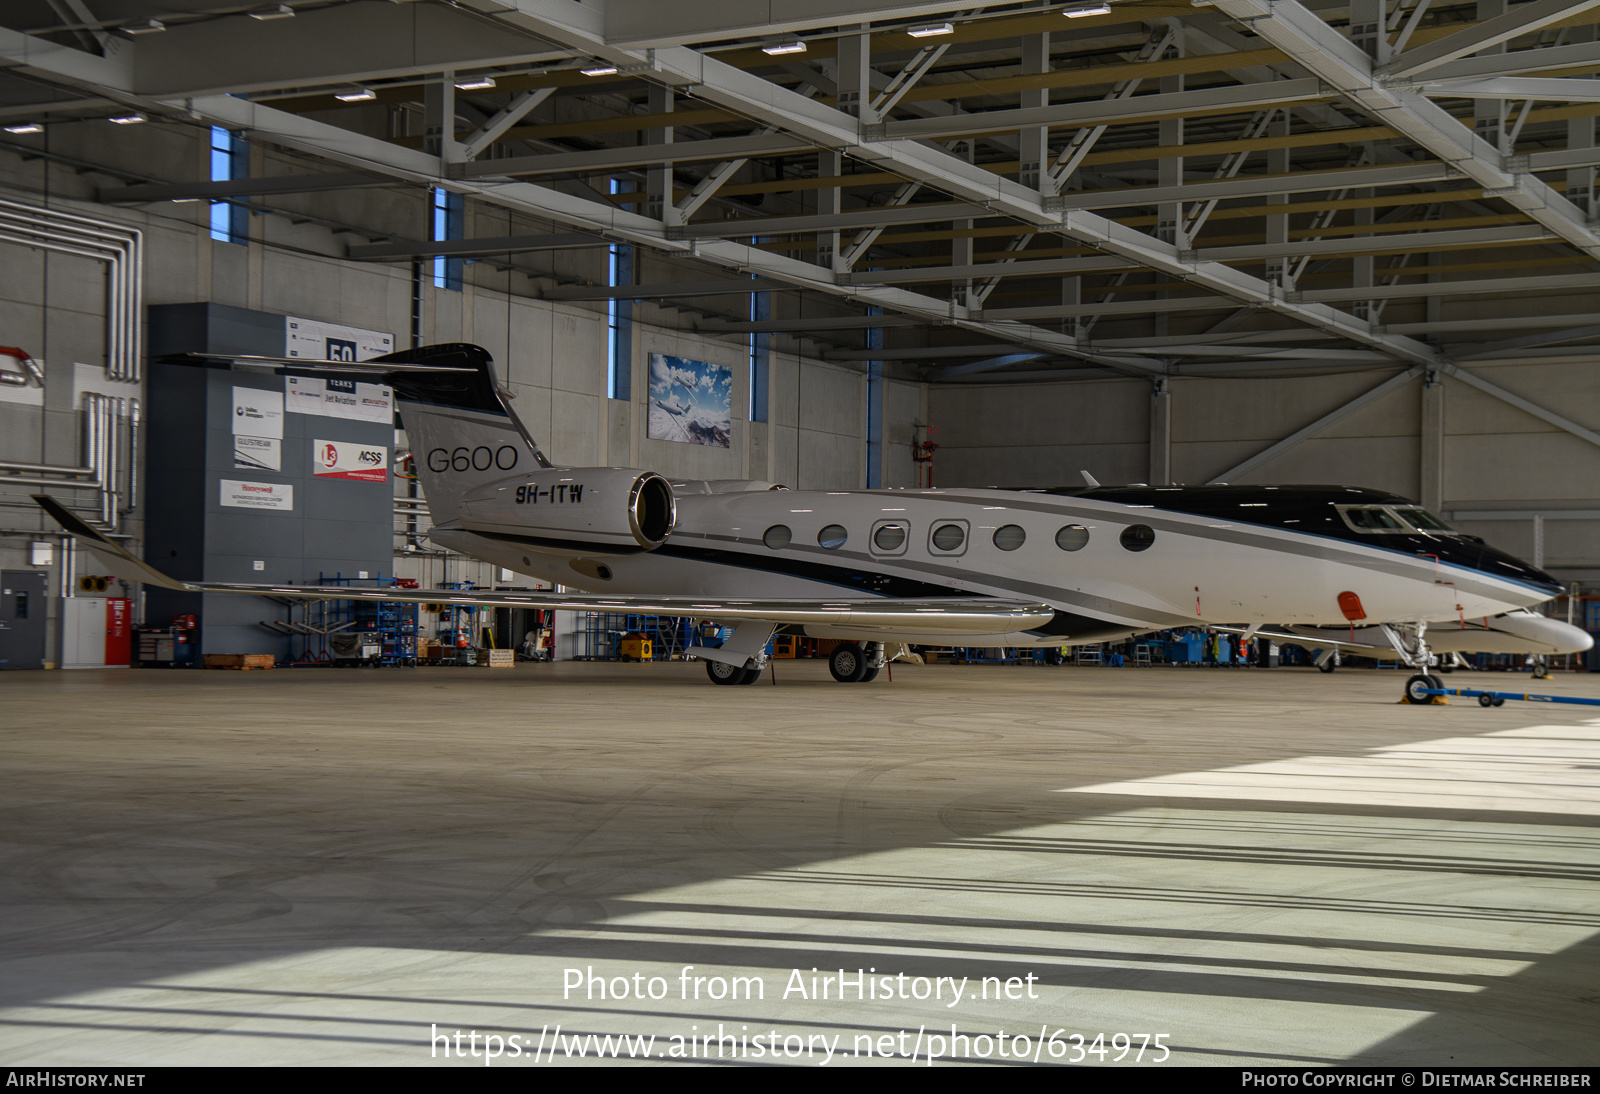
(29, 541), (52, 566)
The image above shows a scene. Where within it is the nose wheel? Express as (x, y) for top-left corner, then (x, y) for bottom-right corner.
(1404, 673), (1444, 704)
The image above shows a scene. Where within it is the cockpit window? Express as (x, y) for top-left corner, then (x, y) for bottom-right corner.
(1396, 506), (1455, 532)
(1337, 504), (1456, 535)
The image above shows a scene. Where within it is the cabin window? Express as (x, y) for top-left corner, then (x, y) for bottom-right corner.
(763, 525), (792, 549)
(1395, 506), (1456, 532)
(993, 524), (1026, 551)
(1055, 524), (1089, 551)
(817, 524), (848, 550)
(871, 521), (908, 555)
(930, 522), (967, 553)
(1119, 524), (1155, 552)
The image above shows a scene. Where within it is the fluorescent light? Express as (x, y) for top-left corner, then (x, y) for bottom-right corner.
(1063, 2), (1112, 15)
(250, 4), (295, 20)
(4, 123), (44, 135)
(109, 113), (147, 125)
(455, 76), (496, 90)
(761, 38), (807, 55)
(123, 18), (166, 34)
(581, 64), (619, 76)
(335, 87), (377, 102)
(908, 21), (954, 37)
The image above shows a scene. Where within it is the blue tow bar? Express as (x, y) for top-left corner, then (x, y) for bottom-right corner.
(1421, 687), (1600, 708)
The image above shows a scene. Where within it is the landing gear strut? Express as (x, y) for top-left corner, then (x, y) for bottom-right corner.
(1384, 622), (1445, 705)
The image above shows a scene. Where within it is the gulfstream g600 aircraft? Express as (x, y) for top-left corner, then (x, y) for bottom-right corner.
(36, 343), (1570, 696)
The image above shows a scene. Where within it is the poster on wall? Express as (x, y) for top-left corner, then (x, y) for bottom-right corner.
(231, 387), (283, 438)
(284, 317), (394, 363)
(219, 480), (294, 511)
(313, 438), (388, 483)
(284, 375), (394, 423)
(233, 435), (281, 472)
(647, 353), (732, 448)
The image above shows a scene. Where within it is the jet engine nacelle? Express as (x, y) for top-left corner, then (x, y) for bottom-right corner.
(458, 467), (676, 552)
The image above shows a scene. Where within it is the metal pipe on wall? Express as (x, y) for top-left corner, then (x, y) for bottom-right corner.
(0, 197), (142, 382)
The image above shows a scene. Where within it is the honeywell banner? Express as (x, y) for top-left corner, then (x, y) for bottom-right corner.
(219, 480), (294, 511)
(313, 438), (388, 483)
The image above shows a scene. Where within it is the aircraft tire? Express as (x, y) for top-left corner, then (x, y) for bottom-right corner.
(1405, 674), (1438, 704)
(1317, 656), (1337, 673)
(705, 659), (744, 686)
(829, 644), (869, 683)
(858, 666), (880, 683)
(737, 665), (763, 684)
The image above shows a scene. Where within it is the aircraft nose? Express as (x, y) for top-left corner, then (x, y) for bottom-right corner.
(1494, 613), (1595, 654)
(1429, 538), (1564, 598)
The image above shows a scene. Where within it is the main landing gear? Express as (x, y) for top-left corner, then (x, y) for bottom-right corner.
(705, 658), (763, 685)
(829, 642), (882, 683)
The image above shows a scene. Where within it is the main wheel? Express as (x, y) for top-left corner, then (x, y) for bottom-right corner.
(737, 664), (763, 684)
(829, 644), (869, 683)
(858, 666), (880, 683)
(1405, 673), (1437, 703)
(1317, 654), (1337, 673)
(706, 659), (744, 685)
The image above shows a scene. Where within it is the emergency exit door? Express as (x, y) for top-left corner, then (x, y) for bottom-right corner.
(0, 571), (47, 670)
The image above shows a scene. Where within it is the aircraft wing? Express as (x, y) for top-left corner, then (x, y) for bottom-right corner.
(1215, 626), (1366, 650)
(35, 495), (1053, 635)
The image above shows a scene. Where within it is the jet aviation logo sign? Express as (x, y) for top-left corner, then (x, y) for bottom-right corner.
(313, 438), (388, 483)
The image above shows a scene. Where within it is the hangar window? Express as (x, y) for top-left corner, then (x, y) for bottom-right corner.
(763, 525), (791, 549)
(1055, 524), (1089, 551)
(208, 127), (248, 245)
(993, 524), (1026, 551)
(431, 187), (464, 291)
(817, 524), (848, 550)
(1119, 524), (1155, 552)
(930, 522), (966, 553)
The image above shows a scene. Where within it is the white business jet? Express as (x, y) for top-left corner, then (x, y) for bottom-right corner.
(36, 344), (1567, 700)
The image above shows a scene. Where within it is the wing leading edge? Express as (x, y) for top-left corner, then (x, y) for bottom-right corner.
(33, 495), (1053, 635)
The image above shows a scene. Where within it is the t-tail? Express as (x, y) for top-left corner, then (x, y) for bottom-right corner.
(370, 343), (550, 523)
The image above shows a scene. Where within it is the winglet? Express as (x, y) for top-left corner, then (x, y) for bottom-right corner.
(31, 495), (193, 591)
(1081, 470), (1101, 488)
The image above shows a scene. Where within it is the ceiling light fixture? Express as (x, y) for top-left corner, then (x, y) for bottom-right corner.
(250, 4), (295, 20)
(907, 21), (954, 37)
(761, 38), (807, 55)
(4, 123), (44, 135)
(335, 87), (377, 102)
(109, 113), (147, 125)
(454, 76), (496, 90)
(580, 64), (619, 76)
(1063, 2), (1112, 15)
(123, 18), (166, 34)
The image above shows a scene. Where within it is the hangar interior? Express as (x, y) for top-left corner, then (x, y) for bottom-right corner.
(1, 0), (1599, 1069)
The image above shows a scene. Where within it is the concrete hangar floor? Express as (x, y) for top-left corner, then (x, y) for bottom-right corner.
(1, 661), (1596, 1069)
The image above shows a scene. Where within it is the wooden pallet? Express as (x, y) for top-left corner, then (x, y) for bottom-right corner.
(202, 654), (276, 670)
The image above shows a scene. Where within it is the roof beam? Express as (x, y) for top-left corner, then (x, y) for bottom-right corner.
(1192, 223), (1557, 261)
(863, 78), (1330, 142)
(1291, 270), (1600, 302)
(1418, 36), (1600, 78)
(462, 87), (557, 160)
(1210, 0), (1600, 264)
(348, 232), (607, 261)
(1421, 75), (1600, 99)
(543, 280), (789, 300)
(1379, 0), (1600, 79)
(455, 134), (818, 178)
(99, 172), (392, 204)
(842, 255), (1130, 285)
(1049, 162), (1467, 211)
(668, 202), (999, 239)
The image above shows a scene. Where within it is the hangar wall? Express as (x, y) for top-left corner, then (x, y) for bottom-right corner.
(929, 366), (1600, 583)
(0, 123), (909, 659)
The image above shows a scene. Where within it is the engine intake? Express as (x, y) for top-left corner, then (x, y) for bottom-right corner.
(458, 468), (677, 552)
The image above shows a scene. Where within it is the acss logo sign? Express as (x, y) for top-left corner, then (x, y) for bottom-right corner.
(427, 445), (519, 473)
